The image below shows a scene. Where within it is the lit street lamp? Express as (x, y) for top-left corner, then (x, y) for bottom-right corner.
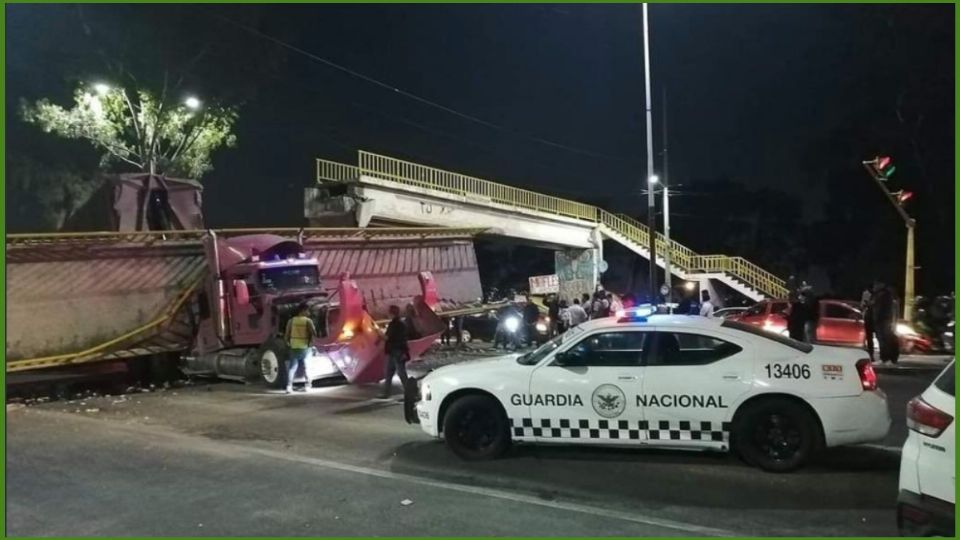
(93, 83), (111, 96)
(184, 96), (202, 110)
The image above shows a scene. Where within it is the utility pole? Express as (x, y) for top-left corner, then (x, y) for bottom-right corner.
(661, 86), (672, 312)
(642, 3), (657, 303)
(861, 156), (916, 322)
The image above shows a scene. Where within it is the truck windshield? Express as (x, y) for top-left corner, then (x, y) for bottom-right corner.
(259, 266), (320, 290)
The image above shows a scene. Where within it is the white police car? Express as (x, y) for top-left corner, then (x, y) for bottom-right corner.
(406, 308), (891, 472)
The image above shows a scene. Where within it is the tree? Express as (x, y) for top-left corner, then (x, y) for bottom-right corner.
(22, 81), (237, 179)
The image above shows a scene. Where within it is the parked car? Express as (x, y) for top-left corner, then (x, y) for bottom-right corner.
(729, 299), (930, 352)
(897, 361), (954, 536)
(713, 306), (748, 319)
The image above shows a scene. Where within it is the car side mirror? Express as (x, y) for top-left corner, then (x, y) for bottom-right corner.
(233, 279), (250, 306)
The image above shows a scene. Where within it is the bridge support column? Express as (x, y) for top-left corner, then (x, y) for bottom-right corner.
(555, 229), (602, 303)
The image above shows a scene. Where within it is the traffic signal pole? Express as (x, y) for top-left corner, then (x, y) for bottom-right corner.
(861, 158), (916, 322)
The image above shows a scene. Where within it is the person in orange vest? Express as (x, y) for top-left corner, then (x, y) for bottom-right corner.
(284, 302), (317, 393)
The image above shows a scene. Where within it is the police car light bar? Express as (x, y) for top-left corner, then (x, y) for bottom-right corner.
(617, 304), (655, 323)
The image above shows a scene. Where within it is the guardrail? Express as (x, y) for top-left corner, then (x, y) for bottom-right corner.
(317, 151), (789, 298)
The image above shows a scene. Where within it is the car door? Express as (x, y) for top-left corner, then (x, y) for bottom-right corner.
(527, 329), (649, 446)
(819, 302), (864, 345)
(639, 329), (751, 449)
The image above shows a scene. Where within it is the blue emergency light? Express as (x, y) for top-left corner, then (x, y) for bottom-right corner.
(616, 304), (655, 323)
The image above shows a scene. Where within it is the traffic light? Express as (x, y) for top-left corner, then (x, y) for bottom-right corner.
(872, 156), (896, 179)
(893, 190), (914, 205)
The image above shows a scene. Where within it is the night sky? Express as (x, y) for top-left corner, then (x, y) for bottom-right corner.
(6, 4), (955, 297)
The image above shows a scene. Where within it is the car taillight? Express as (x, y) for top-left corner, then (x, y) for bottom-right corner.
(855, 359), (878, 391)
(906, 397), (954, 437)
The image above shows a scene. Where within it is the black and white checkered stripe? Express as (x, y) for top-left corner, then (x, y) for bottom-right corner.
(510, 418), (730, 442)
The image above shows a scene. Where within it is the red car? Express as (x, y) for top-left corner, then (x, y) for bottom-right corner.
(729, 299), (930, 353)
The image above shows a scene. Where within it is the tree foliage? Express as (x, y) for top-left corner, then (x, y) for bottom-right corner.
(22, 83), (237, 179)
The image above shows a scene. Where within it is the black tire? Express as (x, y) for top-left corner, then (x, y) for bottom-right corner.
(442, 394), (510, 460)
(733, 398), (822, 473)
(255, 339), (288, 389)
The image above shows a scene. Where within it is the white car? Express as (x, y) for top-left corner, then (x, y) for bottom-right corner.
(897, 361), (954, 536)
(407, 310), (891, 472)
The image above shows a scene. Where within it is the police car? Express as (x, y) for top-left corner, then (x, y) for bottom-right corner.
(406, 307), (891, 472)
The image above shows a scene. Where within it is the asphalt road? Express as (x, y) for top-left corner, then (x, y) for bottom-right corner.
(6, 354), (947, 537)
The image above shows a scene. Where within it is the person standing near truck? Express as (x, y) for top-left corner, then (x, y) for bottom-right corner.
(284, 302), (317, 394)
(380, 305), (410, 398)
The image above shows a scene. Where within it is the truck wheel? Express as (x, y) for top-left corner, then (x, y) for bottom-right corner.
(442, 394), (510, 461)
(257, 340), (287, 389)
(733, 398), (821, 473)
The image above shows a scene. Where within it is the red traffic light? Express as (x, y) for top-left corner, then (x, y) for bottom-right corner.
(892, 190), (914, 205)
(876, 156), (892, 170)
(872, 156), (896, 179)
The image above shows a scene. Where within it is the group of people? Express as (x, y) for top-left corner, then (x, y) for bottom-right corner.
(544, 288), (625, 335)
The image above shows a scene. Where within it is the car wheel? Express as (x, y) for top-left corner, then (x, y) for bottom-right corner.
(256, 339), (288, 389)
(442, 394), (510, 460)
(733, 398), (821, 473)
(460, 329), (472, 343)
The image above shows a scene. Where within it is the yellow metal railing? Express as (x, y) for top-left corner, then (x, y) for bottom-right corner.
(358, 151), (597, 221)
(317, 151), (789, 298)
(316, 158), (360, 183)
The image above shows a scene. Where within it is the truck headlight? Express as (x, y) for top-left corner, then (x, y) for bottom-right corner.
(504, 316), (520, 333)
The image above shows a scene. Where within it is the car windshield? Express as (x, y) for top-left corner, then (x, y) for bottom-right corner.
(259, 265), (320, 290)
(517, 326), (586, 365)
(720, 319), (813, 353)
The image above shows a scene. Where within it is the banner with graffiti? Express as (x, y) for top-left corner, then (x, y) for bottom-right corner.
(555, 249), (596, 302)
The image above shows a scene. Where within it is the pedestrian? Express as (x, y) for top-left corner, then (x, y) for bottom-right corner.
(567, 297), (588, 327)
(403, 303), (421, 341)
(699, 291), (715, 318)
(581, 293), (592, 318)
(523, 295), (540, 346)
(801, 286), (820, 343)
(547, 294), (561, 337)
(440, 316), (452, 346)
(609, 294), (624, 316)
(284, 302), (317, 393)
(558, 299), (569, 334)
(380, 305), (410, 398)
(862, 284), (876, 361)
(872, 280), (899, 364)
(454, 315), (464, 348)
(786, 287), (806, 341)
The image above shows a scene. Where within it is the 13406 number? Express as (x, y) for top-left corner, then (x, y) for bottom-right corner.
(764, 363), (811, 380)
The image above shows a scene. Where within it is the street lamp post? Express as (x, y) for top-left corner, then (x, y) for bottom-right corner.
(642, 3), (657, 303)
(661, 87), (672, 312)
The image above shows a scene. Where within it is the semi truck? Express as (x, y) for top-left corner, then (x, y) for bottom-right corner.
(7, 227), (483, 388)
(182, 231), (445, 388)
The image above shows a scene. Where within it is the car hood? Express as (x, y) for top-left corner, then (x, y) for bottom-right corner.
(424, 352), (524, 380)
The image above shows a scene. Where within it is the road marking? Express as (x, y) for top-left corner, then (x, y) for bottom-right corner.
(21, 409), (733, 536)
(240, 445), (734, 536)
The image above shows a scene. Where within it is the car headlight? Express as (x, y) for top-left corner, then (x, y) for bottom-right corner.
(535, 322), (548, 332)
(418, 381), (431, 401)
(896, 323), (916, 336)
(504, 316), (520, 333)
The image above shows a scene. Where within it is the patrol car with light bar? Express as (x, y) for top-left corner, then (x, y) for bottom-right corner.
(406, 306), (891, 472)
